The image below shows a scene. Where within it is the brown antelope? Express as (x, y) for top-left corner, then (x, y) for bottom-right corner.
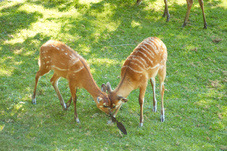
(137, 0), (207, 29)
(102, 37), (167, 127)
(32, 40), (112, 123)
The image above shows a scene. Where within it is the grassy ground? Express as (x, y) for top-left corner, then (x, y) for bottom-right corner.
(0, 0), (226, 150)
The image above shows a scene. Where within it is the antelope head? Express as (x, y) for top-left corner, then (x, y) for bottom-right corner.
(96, 93), (112, 114)
(101, 82), (128, 112)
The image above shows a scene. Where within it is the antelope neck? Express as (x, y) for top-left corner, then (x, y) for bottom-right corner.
(113, 79), (134, 98)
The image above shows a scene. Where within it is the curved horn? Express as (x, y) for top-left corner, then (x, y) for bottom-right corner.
(101, 83), (107, 92)
(106, 82), (112, 93)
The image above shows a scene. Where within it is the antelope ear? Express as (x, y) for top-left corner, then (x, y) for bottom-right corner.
(101, 83), (107, 92)
(106, 82), (112, 93)
(117, 96), (128, 103)
(97, 97), (103, 103)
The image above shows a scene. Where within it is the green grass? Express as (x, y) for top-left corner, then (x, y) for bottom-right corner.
(0, 0), (226, 150)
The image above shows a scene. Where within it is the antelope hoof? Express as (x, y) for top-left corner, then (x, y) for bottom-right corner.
(61, 103), (67, 110)
(75, 117), (80, 123)
(63, 103), (67, 110)
(182, 23), (187, 27)
(161, 115), (165, 122)
(107, 119), (113, 125)
(153, 106), (157, 112)
(139, 122), (143, 127)
(32, 98), (36, 104)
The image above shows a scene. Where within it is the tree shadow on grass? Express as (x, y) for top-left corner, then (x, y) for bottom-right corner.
(0, 3), (43, 40)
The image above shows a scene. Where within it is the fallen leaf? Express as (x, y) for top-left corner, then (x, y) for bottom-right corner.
(212, 38), (222, 43)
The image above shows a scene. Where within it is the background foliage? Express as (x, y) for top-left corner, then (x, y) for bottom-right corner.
(0, 0), (226, 150)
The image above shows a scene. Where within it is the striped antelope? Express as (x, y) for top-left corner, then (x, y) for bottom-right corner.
(32, 40), (112, 123)
(102, 37), (167, 126)
(137, 0), (207, 29)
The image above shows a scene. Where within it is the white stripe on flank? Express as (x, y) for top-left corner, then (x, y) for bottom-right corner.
(130, 62), (144, 71)
(126, 55), (136, 61)
(51, 65), (68, 71)
(122, 65), (143, 73)
(144, 38), (160, 54)
(157, 41), (162, 52)
(132, 57), (146, 68)
(143, 40), (156, 52)
(137, 56), (148, 67)
(146, 64), (160, 70)
(141, 45), (154, 58)
(152, 39), (162, 53)
(138, 50), (153, 64)
(142, 43), (154, 56)
(73, 66), (84, 73)
(150, 42), (159, 54)
(149, 37), (156, 43)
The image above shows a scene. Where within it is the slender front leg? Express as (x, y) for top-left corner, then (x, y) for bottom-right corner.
(50, 73), (67, 110)
(139, 85), (147, 127)
(198, 0), (207, 29)
(69, 84), (79, 123)
(150, 78), (157, 112)
(183, 0), (193, 27)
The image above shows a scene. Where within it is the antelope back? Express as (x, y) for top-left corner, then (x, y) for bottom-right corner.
(121, 37), (167, 78)
(39, 40), (87, 78)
